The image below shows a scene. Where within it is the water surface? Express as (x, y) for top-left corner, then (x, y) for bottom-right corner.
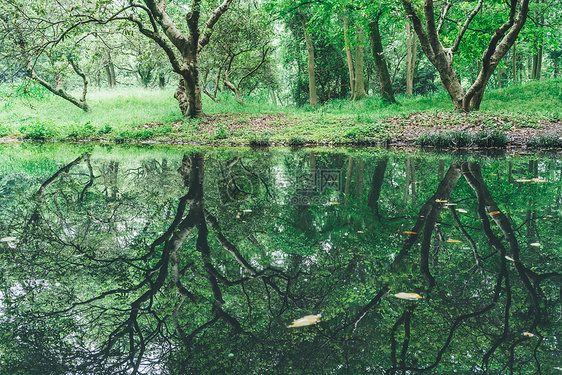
(1, 143), (561, 374)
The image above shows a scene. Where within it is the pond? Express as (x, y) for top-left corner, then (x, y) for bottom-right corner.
(1, 143), (561, 374)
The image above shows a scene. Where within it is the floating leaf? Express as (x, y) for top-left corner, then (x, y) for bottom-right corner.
(444, 203), (457, 206)
(287, 314), (321, 328)
(523, 332), (535, 337)
(435, 199), (447, 203)
(108, 203), (116, 206)
(456, 208), (468, 213)
(515, 179), (533, 183)
(1, 237), (17, 242)
(357, 230), (364, 233)
(446, 239), (462, 243)
(242, 209), (252, 213)
(403, 231), (418, 235)
(505, 256), (515, 262)
(394, 292), (422, 301)
(330, 202), (340, 205)
(530, 243), (541, 247)
(489, 211), (501, 215)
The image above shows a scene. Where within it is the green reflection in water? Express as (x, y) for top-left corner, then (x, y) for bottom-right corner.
(0, 144), (561, 374)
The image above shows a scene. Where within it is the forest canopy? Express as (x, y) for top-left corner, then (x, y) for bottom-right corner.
(1, 0), (560, 117)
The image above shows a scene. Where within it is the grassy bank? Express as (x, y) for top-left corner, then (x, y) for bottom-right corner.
(1, 78), (561, 147)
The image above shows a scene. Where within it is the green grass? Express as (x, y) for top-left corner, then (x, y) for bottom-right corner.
(1, 77), (561, 146)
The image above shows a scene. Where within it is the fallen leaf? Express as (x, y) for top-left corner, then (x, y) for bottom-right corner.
(357, 230), (364, 233)
(435, 199), (448, 203)
(403, 231), (418, 235)
(515, 179), (533, 183)
(446, 239), (462, 243)
(456, 208), (468, 213)
(530, 243), (541, 247)
(287, 314), (321, 328)
(523, 332), (534, 337)
(330, 202), (340, 205)
(489, 211), (501, 215)
(242, 209), (252, 213)
(505, 256), (515, 262)
(394, 292), (423, 301)
(1, 237), (17, 242)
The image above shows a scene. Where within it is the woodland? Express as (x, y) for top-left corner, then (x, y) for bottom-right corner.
(0, 0), (561, 148)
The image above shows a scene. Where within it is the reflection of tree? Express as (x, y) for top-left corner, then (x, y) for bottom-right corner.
(1, 151), (561, 374)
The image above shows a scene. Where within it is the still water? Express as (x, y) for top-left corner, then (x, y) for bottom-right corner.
(0, 143), (561, 374)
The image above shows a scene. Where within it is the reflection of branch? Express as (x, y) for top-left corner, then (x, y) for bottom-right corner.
(393, 163), (462, 277)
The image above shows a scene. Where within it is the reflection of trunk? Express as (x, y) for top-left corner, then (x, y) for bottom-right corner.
(367, 156), (389, 215)
(344, 157), (354, 205)
(103, 161), (119, 198)
(355, 157), (364, 201)
(299, 12), (318, 107)
(461, 162), (541, 328)
(368, 13), (396, 103)
(512, 42), (517, 83)
(403, 158), (411, 207)
(393, 163), (462, 279)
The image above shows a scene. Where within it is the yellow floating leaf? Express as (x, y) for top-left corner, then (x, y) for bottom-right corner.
(108, 203), (116, 206)
(330, 202), (340, 205)
(489, 211), (501, 215)
(435, 199), (448, 203)
(357, 230), (364, 233)
(403, 231), (418, 235)
(1, 237), (17, 242)
(287, 314), (321, 328)
(523, 332), (535, 337)
(446, 239), (462, 243)
(394, 292), (423, 301)
(411, 181), (421, 184)
(456, 208), (468, 213)
(530, 243), (541, 247)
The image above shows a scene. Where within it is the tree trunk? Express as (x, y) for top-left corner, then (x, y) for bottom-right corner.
(406, 22), (418, 96)
(299, 13), (318, 107)
(174, 78), (204, 118)
(367, 156), (389, 216)
(353, 26), (367, 100)
(368, 14), (396, 103)
(512, 42), (517, 83)
(531, 43), (543, 80)
(343, 16), (355, 98)
(401, 0), (530, 112)
(224, 75), (246, 105)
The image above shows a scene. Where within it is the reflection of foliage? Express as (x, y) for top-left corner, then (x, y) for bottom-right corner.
(0, 147), (561, 374)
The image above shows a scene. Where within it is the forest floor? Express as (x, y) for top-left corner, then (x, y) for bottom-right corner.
(134, 110), (562, 150)
(2, 79), (562, 149)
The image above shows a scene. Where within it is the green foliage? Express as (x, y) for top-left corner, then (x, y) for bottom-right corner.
(19, 119), (59, 140)
(527, 133), (562, 148)
(212, 123), (228, 140)
(248, 133), (271, 147)
(417, 129), (507, 148)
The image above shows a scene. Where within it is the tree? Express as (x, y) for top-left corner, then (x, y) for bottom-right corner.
(0, 4), (91, 112)
(401, 0), (531, 111)
(124, 0), (235, 118)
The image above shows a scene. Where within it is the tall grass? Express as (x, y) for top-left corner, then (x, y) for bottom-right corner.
(1, 77), (561, 143)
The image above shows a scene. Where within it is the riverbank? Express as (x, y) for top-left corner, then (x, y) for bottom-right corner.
(1, 78), (561, 149)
